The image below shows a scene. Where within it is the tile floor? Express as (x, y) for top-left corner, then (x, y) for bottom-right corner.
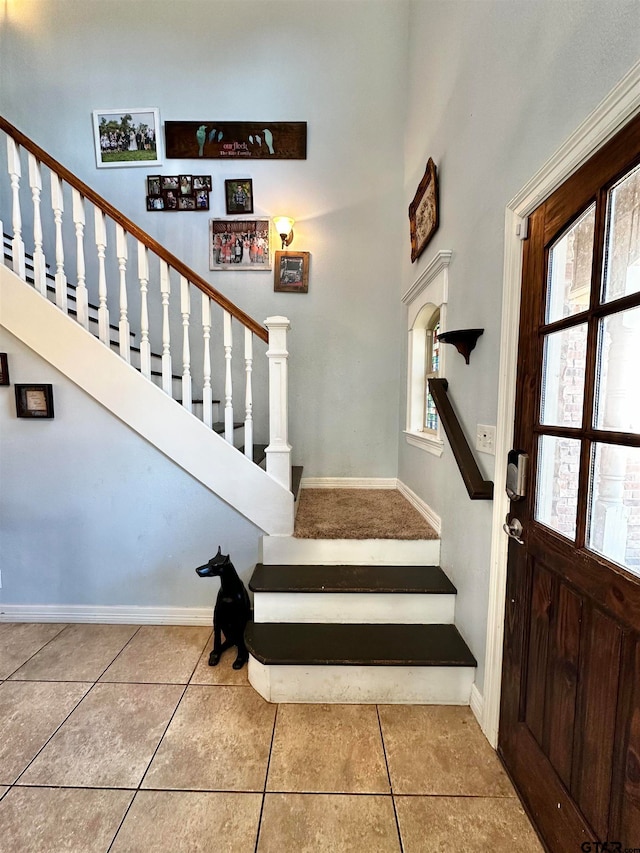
(0, 622), (544, 852)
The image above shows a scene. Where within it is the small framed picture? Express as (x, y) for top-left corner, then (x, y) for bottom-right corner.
(15, 384), (54, 418)
(147, 175), (161, 195)
(92, 108), (162, 168)
(193, 175), (212, 191)
(274, 251), (310, 293)
(178, 196), (196, 210)
(147, 195), (165, 211)
(163, 190), (178, 210)
(409, 157), (439, 263)
(179, 175), (193, 196)
(0, 353), (9, 386)
(161, 175), (179, 190)
(195, 190), (210, 210)
(225, 179), (254, 214)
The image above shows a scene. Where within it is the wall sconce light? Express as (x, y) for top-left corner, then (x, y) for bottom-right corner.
(273, 216), (295, 249)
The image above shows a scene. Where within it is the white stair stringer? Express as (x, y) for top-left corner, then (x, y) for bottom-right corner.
(0, 265), (294, 535)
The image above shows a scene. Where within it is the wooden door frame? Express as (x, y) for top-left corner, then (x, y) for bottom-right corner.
(480, 58), (640, 749)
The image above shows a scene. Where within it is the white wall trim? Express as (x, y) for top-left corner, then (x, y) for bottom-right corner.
(470, 683), (484, 728)
(0, 604), (213, 626)
(404, 430), (444, 457)
(300, 477), (398, 489)
(402, 249), (452, 305)
(397, 479), (442, 535)
(482, 59), (640, 749)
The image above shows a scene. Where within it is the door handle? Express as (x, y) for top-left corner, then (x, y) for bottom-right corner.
(503, 515), (525, 545)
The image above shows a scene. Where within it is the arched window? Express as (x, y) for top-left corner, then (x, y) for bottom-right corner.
(424, 312), (440, 432)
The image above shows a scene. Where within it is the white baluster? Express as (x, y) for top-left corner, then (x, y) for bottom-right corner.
(27, 154), (46, 295)
(116, 225), (131, 364)
(160, 261), (172, 395)
(265, 316), (292, 490)
(50, 173), (67, 310)
(137, 242), (151, 380)
(180, 277), (192, 412)
(202, 294), (213, 429)
(72, 189), (88, 328)
(244, 328), (254, 460)
(7, 137), (25, 279)
(94, 208), (109, 343)
(224, 310), (234, 442)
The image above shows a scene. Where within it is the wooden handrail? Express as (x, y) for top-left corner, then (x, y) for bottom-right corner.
(428, 378), (494, 500)
(0, 115), (268, 343)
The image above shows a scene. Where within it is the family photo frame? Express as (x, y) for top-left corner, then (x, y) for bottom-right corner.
(409, 157), (439, 262)
(209, 219), (271, 270)
(92, 108), (162, 168)
(274, 251), (309, 293)
(146, 174), (211, 212)
(225, 179), (254, 214)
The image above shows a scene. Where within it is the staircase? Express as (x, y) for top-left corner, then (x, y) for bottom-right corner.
(244, 519), (477, 704)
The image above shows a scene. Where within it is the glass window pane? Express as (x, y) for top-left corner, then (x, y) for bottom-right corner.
(602, 163), (640, 304)
(540, 324), (588, 428)
(424, 320), (440, 433)
(588, 443), (640, 576)
(594, 305), (640, 433)
(546, 205), (595, 323)
(535, 435), (581, 541)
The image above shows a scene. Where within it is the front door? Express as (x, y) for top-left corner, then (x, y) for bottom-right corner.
(499, 114), (640, 852)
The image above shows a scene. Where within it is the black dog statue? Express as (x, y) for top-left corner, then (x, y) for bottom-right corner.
(195, 548), (251, 670)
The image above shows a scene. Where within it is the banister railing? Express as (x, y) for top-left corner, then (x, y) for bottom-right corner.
(428, 378), (494, 500)
(0, 115), (292, 490)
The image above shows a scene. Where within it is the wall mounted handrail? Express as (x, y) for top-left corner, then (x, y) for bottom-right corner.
(0, 115), (267, 342)
(428, 378), (494, 500)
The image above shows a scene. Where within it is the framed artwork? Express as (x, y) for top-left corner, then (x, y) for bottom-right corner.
(409, 157), (439, 262)
(225, 179), (254, 214)
(92, 108), (162, 168)
(15, 384), (54, 418)
(274, 251), (310, 293)
(165, 121), (307, 159)
(147, 175), (211, 212)
(0, 353), (9, 386)
(209, 219), (272, 271)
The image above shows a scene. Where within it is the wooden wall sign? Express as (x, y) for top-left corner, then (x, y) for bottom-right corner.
(165, 121), (307, 160)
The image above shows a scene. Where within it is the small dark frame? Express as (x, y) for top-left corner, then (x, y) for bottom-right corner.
(179, 175), (193, 196)
(0, 353), (9, 386)
(409, 157), (439, 263)
(15, 384), (54, 418)
(274, 251), (309, 293)
(163, 189), (178, 210)
(195, 190), (210, 210)
(161, 175), (179, 190)
(147, 195), (165, 211)
(147, 175), (161, 195)
(178, 196), (196, 210)
(225, 179), (254, 214)
(193, 175), (212, 190)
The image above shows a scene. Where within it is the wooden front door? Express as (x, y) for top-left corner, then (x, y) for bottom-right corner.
(499, 114), (640, 852)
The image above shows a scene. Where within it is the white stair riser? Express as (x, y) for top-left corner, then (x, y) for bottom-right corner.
(248, 656), (474, 704)
(261, 536), (441, 566)
(253, 591), (455, 624)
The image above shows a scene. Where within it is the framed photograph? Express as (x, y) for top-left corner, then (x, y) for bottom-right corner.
(92, 108), (162, 169)
(274, 251), (310, 293)
(164, 190), (178, 210)
(0, 353), (9, 385)
(161, 175), (179, 190)
(193, 175), (212, 191)
(15, 384), (54, 418)
(147, 195), (165, 211)
(165, 121), (307, 160)
(225, 179), (254, 214)
(409, 157), (439, 262)
(147, 175), (161, 196)
(195, 190), (210, 210)
(179, 175), (193, 196)
(209, 219), (271, 271)
(178, 196), (196, 211)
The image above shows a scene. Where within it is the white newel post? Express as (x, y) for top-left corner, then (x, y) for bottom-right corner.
(265, 316), (291, 491)
(244, 327), (254, 460)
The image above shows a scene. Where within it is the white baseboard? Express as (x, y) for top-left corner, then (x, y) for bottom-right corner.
(396, 480), (442, 535)
(300, 478), (398, 489)
(0, 604), (213, 626)
(470, 682), (484, 728)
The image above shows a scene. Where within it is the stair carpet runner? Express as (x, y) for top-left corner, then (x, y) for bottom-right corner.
(244, 553), (477, 704)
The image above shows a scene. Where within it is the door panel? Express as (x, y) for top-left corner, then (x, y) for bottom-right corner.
(500, 113), (640, 852)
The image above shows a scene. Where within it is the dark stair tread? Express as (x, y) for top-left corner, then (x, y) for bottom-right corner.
(245, 622), (477, 668)
(291, 466), (303, 501)
(213, 421), (243, 433)
(236, 443), (268, 465)
(250, 564), (456, 595)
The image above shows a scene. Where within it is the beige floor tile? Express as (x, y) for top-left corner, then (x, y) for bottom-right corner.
(257, 793), (401, 852)
(0, 623), (67, 679)
(267, 704), (389, 793)
(143, 685), (276, 791)
(9, 623), (138, 681)
(0, 681), (90, 784)
(395, 795), (544, 852)
(100, 625), (211, 683)
(190, 641), (249, 685)
(110, 790), (262, 852)
(0, 786), (133, 853)
(0, 787), (8, 799)
(379, 705), (514, 796)
(19, 682), (183, 788)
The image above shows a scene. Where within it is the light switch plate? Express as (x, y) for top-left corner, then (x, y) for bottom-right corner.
(476, 424), (496, 455)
